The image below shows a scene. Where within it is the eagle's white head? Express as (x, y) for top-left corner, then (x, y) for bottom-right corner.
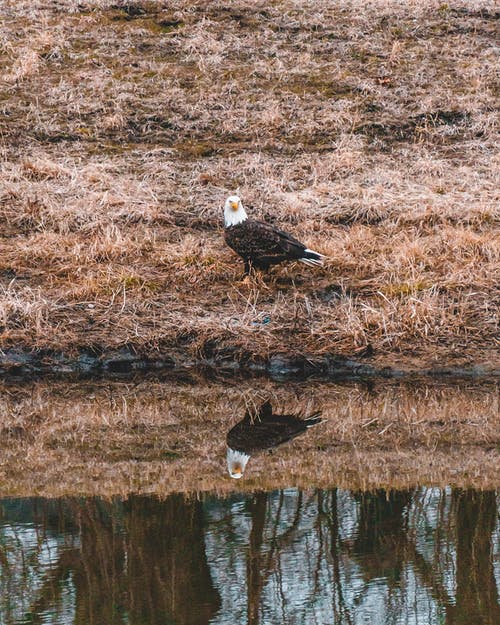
(226, 447), (250, 479)
(224, 195), (248, 227)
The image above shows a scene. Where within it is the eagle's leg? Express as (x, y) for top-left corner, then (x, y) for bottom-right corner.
(243, 260), (253, 276)
(240, 260), (268, 289)
(240, 261), (271, 290)
(238, 260), (254, 286)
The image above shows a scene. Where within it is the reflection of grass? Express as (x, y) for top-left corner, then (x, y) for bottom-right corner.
(0, 378), (497, 496)
(0, 1), (498, 371)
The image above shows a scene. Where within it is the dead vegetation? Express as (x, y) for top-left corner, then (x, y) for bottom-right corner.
(0, 0), (498, 371)
(0, 376), (497, 496)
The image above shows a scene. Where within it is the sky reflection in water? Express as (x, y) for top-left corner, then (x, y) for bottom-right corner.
(1, 488), (499, 625)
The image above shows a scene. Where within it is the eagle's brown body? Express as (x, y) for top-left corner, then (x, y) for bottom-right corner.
(224, 218), (323, 273)
(226, 400), (322, 455)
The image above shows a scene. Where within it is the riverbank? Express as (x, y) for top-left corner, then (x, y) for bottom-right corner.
(1, 1), (498, 376)
(0, 344), (498, 380)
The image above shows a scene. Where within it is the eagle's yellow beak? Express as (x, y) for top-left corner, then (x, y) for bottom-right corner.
(230, 201), (239, 211)
(231, 465), (243, 478)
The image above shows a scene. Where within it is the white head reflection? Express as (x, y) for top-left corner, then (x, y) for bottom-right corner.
(226, 447), (251, 479)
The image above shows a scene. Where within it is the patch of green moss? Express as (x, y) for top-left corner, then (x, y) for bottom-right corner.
(162, 450), (181, 460)
(154, 19), (185, 34)
(382, 282), (432, 296)
(175, 141), (217, 158)
(283, 76), (357, 99)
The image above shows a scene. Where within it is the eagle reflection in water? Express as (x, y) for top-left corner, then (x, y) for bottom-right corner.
(226, 400), (323, 478)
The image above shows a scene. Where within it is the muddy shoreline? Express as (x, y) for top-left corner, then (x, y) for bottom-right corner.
(1, 345), (498, 381)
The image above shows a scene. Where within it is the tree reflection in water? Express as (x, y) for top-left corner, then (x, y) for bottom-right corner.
(0, 496), (221, 625)
(0, 488), (498, 625)
(204, 488), (500, 625)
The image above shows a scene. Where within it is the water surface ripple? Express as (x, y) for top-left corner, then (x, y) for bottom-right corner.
(1, 488), (499, 624)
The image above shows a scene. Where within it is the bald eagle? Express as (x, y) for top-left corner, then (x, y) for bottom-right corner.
(224, 195), (325, 274)
(226, 399), (323, 479)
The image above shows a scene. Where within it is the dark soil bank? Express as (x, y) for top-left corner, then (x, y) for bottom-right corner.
(0, 346), (497, 380)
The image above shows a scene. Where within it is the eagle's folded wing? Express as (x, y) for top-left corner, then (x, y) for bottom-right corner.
(250, 220), (306, 260)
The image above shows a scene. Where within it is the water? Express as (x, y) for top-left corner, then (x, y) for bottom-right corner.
(1, 488), (499, 625)
(0, 377), (498, 622)
(0, 378), (498, 495)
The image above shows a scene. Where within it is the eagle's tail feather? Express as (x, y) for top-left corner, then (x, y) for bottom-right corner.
(304, 411), (323, 427)
(299, 248), (325, 267)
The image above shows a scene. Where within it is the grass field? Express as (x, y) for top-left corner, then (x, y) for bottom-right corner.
(0, 377), (498, 496)
(0, 0), (498, 372)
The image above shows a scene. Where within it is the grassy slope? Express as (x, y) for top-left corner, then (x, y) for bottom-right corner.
(0, 377), (498, 496)
(0, 0), (498, 371)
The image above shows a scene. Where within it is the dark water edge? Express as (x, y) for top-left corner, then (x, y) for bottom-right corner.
(0, 346), (498, 381)
(1, 488), (499, 625)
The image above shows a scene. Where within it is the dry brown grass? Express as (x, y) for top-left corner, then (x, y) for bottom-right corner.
(0, 377), (497, 496)
(0, 0), (498, 371)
